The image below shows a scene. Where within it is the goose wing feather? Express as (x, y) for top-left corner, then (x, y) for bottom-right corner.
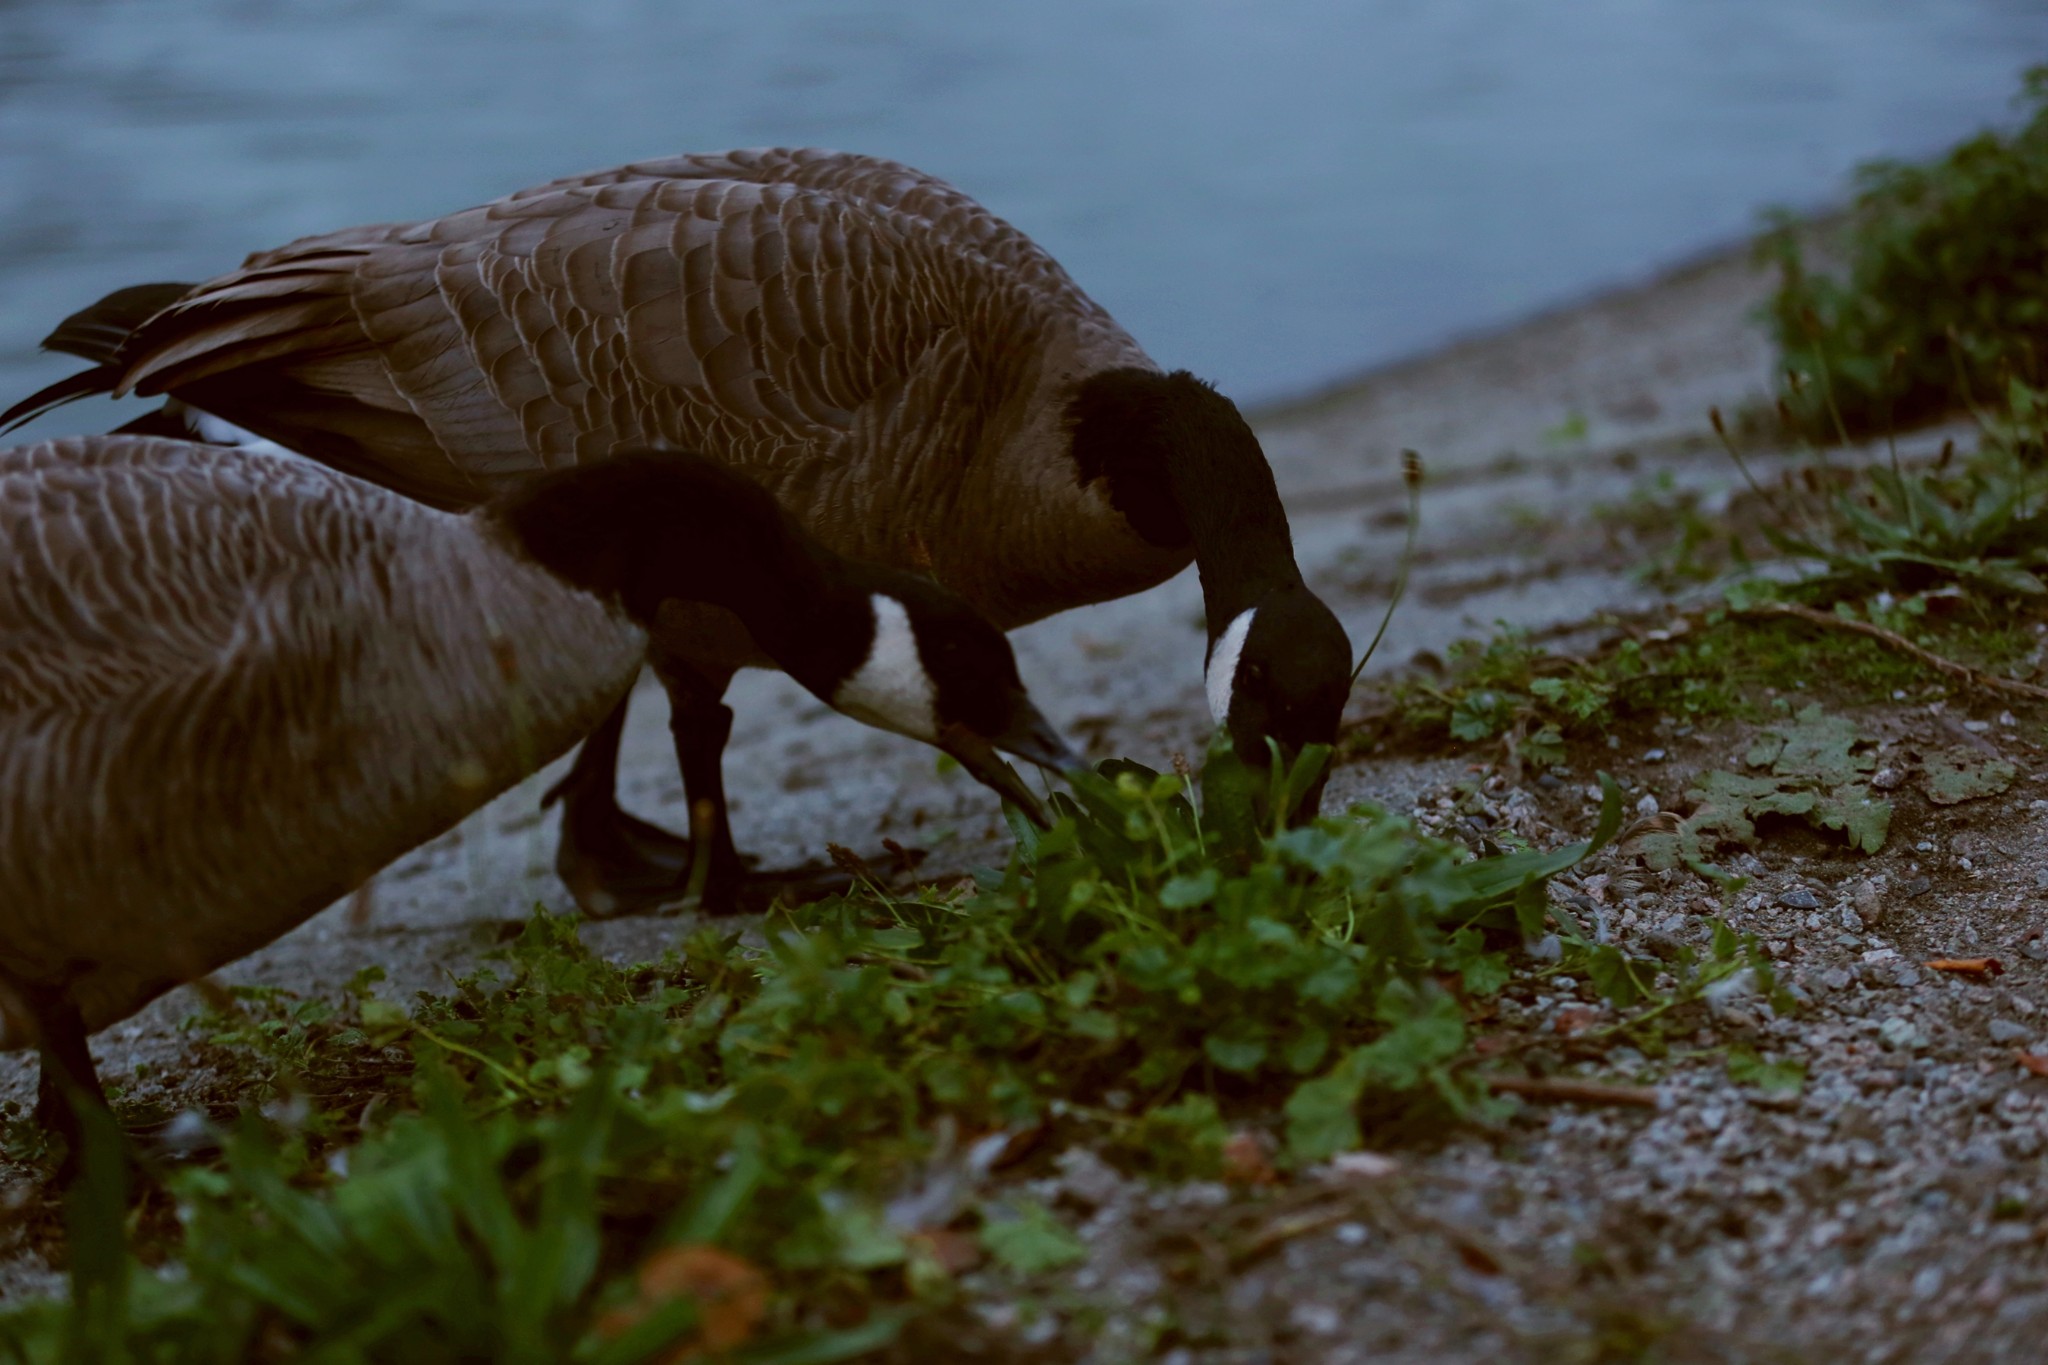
(114, 150), (1128, 513)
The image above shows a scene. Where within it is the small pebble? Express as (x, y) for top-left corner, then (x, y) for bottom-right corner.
(1289, 1304), (1343, 1337)
(1644, 748), (1667, 763)
(1964, 719), (1991, 733)
(1902, 877), (1933, 898)
(1635, 793), (1660, 818)
(1879, 1017), (1927, 1052)
(2024, 939), (2048, 962)
(1871, 767), (1905, 791)
(156, 1108), (215, 1157)
(1781, 888), (1822, 911)
(1056, 1148), (1126, 1210)
(1704, 968), (1760, 1010)
(1839, 906), (1864, 931)
(1989, 1019), (2033, 1045)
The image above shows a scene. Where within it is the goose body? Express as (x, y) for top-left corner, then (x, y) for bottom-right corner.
(0, 434), (1070, 1154)
(69, 149), (1183, 629)
(7, 147), (1351, 907)
(0, 434), (643, 1048)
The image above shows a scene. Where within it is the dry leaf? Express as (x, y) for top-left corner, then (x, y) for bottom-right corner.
(907, 1227), (985, 1276)
(2017, 1052), (2048, 1078)
(1927, 957), (2005, 978)
(597, 1244), (770, 1357)
(1553, 1006), (1602, 1036)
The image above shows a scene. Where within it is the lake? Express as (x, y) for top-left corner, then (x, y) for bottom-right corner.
(1, 0), (2044, 433)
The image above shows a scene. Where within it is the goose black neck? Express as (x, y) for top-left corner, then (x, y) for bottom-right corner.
(487, 451), (860, 675)
(1068, 368), (1302, 630)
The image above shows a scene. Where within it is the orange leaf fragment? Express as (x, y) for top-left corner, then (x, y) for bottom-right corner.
(907, 1227), (985, 1276)
(2017, 1052), (2048, 1078)
(1926, 957), (2005, 978)
(598, 1243), (770, 1357)
(1553, 1006), (1602, 1036)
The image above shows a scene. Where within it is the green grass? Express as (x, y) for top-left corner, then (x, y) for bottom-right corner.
(0, 740), (1775, 1361)
(1758, 65), (2048, 437)
(1389, 376), (2048, 773)
(1375, 600), (2039, 771)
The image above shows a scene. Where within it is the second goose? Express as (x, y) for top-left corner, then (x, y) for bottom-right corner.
(1, 434), (1071, 1156)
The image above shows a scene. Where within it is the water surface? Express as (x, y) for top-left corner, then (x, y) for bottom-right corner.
(1, 0), (2043, 432)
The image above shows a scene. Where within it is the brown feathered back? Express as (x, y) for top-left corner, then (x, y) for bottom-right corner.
(107, 149), (1185, 628)
(0, 436), (644, 1044)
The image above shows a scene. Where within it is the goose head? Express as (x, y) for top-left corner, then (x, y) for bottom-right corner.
(796, 565), (1079, 825)
(1066, 367), (1353, 823)
(1205, 583), (1353, 823)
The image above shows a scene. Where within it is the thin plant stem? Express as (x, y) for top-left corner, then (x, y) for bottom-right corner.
(1350, 450), (1424, 690)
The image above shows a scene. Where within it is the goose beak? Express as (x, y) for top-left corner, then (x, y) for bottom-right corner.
(939, 698), (1079, 830)
(989, 696), (1081, 776)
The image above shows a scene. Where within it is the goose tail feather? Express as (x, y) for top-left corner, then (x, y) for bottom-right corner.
(0, 365), (121, 434)
(43, 282), (195, 362)
(1, 281), (196, 433)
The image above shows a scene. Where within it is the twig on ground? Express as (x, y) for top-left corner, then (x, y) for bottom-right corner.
(1738, 600), (2048, 702)
(1232, 1208), (1355, 1267)
(1485, 1075), (1660, 1108)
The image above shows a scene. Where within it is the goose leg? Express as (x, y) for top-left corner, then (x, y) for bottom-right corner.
(23, 987), (108, 1185)
(660, 665), (851, 914)
(544, 689), (697, 917)
(660, 665), (747, 909)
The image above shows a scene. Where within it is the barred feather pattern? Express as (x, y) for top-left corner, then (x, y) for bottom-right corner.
(0, 437), (644, 1046)
(114, 149), (1184, 631)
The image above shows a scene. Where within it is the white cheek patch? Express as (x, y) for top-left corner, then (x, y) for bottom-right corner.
(833, 593), (939, 742)
(1206, 607), (1258, 726)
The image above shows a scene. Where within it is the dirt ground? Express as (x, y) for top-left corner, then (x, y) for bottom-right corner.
(9, 236), (2046, 1362)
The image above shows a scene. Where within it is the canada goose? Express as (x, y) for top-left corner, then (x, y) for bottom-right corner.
(4, 146), (1353, 913)
(0, 434), (1072, 1156)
